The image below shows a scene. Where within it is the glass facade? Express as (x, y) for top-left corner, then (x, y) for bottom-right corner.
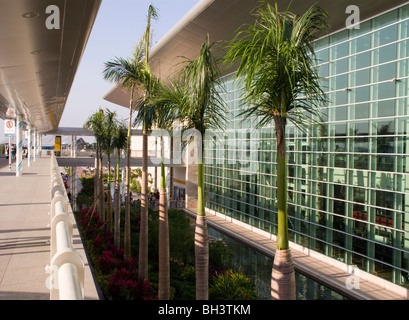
(204, 4), (409, 287)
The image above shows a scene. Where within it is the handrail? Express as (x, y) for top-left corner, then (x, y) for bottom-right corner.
(47, 154), (84, 300)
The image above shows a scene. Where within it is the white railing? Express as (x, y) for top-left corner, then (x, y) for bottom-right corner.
(47, 154), (84, 300)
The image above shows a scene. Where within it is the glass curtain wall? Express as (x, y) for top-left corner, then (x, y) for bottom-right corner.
(204, 4), (409, 287)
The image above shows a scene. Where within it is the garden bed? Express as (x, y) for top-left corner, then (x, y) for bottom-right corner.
(75, 206), (258, 300)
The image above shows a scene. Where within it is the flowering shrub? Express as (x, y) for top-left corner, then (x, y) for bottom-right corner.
(108, 267), (155, 300)
(77, 208), (156, 300)
(98, 250), (119, 274)
(79, 208), (104, 239)
(94, 232), (114, 253)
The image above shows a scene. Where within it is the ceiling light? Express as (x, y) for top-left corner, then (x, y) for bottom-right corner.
(22, 12), (40, 18)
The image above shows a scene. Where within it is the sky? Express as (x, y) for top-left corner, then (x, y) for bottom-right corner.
(60, 0), (198, 139)
(1, 0), (198, 144)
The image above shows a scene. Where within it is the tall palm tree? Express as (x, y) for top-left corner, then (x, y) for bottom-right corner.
(112, 122), (127, 250)
(84, 109), (105, 217)
(101, 109), (118, 233)
(225, 2), (327, 300)
(136, 4), (158, 284)
(156, 35), (226, 300)
(103, 40), (145, 261)
(136, 87), (175, 300)
(103, 5), (158, 278)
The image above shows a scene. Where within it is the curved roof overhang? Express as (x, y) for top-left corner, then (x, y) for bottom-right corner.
(104, 0), (406, 108)
(0, 0), (102, 133)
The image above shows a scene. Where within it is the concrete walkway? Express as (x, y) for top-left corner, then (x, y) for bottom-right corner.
(185, 208), (409, 300)
(0, 155), (100, 300)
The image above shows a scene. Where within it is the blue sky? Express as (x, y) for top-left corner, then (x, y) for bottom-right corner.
(60, 0), (197, 128)
(1, 0), (198, 143)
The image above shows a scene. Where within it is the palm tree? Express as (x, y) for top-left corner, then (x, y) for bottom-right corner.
(136, 5), (158, 284)
(103, 41), (145, 261)
(112, 122), (127, 250)
(103, 5), (158, 277)
(156, 35), (226, 300)
(84, 109), (105, 218)
(135, 86), (175, 300)
(225, 2), (327, 300)
(101, 109), (118, 233)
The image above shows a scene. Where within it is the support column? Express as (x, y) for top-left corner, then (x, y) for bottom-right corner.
(71, 136), (74, 157)
(71, 135), (77, 158)
(33, 130), (37, 162)
(39, 132), (41, 157)
(74, 136), (77, 158)
(27, 125), (32, 167)
(404, 130), (409, 283)
(8, 136), (12, 171)
(36, 132), (40, 158)
(16, 114), (23, 177)
(366, 173), (376, 274)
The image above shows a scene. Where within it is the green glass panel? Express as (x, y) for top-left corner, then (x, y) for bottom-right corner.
(354, 103), (370, 119)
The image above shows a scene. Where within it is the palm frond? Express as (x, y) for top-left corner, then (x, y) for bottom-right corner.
(177, 35), (227, 134)
(225, 2), (328, 131)
(112, 122), (128, 151)
(84, 108), (106, 143)
(103, 38), (148, 94)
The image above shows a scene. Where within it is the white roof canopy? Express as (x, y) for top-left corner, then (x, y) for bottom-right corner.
(0, 0), (101, 133)
(104, 0), (403, 108)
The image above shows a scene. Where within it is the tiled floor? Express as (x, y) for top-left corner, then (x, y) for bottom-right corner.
(0, 155), (99, 300)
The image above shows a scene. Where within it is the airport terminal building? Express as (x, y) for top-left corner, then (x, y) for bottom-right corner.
(105, 0), (409, 289)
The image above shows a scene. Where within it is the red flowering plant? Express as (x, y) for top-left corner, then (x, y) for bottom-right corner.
(98, 250), (120, 274)
(78, 208), (104, 239)
(108, 265), (155, 300)
(77, 208), (156, 300)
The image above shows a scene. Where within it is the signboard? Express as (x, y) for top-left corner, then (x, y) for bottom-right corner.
(4, 119), (15, 136)
(55, 136), (61, 156)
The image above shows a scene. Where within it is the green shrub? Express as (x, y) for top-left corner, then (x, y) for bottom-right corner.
(76, 177), (94, 208)
(209, 240), (233, 271)
(148, 209), (195, 265)
(209, 270), (258, 300)
(170, 264), (196, 300)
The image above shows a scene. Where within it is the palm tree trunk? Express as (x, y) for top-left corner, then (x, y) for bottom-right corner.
(158, 157), (170, 300)
(271, 116), (296, 300)
(124, 99), (133, 261)
(99, 152), (105, 223)
(138, 126), (149, 282)
(94, 147), (100, 214)
(195, 162), (208, 300)
(170, 137), (174, 201)
(107, 154), (112, 232)
(114, 151), (121, 250)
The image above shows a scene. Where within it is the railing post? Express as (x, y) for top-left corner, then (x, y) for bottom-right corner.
(47, 153), (84, 300)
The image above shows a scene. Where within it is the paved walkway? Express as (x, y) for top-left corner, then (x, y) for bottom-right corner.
(185, 209), (409, 300)
(0, 155), (100, 300)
